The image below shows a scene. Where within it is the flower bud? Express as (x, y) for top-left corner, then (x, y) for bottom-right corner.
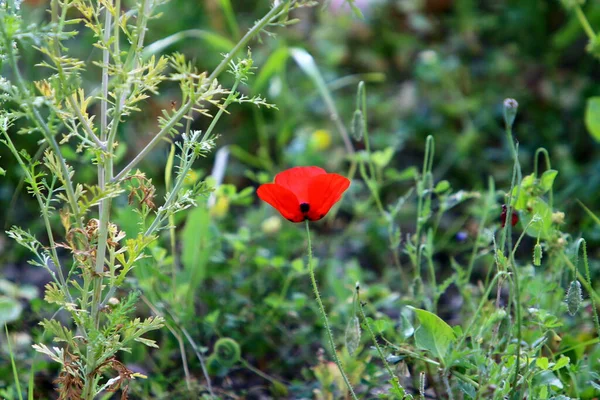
(351, 110), (364, 141)
(503, 98), (519, 129)
(533, 243), (542, 266)
(566, 280), (582, 316)
(552, 211), (565, 225)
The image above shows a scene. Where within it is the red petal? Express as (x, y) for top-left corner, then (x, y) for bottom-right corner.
(511, 212), (519, 227)
(257, 184), (304, 223)
(306, 173), (350, 221)
(274, 166), (326, 203)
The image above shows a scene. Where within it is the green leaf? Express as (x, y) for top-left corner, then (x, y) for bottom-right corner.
(385, 166), (417, 181)
(407, 306), (457, 365)
(181, 205), (214, 305)
(552, 355), (570, 371)
(525, 198), (553, 240)
(371, 147), (395, 169)
(539, 170), (558, 193)
(585, 97), (600, 142)
(345, 0), (365, 18)
(511, 173), (535, 210)
(400, 313), (414, 340)
(536, 357), (549, 370)
(142, 30), (235, 60)
(434, 180), (451, 194)
(253, 47), (289, 94)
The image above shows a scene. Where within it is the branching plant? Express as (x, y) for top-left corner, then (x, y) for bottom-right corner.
(0, 0), (313, 398)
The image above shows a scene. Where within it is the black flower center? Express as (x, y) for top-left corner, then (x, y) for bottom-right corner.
(300, 203), (310, 213)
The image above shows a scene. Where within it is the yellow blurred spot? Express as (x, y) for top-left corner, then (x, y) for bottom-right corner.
(210, 196), (230, 218)
(184, 169), (199, 186)
(261, 216), (282, 235)
(310, 129), (332, 151)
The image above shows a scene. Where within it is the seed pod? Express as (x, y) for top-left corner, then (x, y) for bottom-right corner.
(566, 280), (582, 316)
(351, 109), (364, 141)
(344, 316), (361, 356)
(533, 243), (542, 266)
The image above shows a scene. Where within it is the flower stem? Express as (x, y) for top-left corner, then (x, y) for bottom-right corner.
(305, 221), (358, 400)
(356, 285), (407, 398)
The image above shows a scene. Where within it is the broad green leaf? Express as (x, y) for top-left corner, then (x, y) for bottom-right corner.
(533, 370), (563, 390)
(536, 357), (549, 370)
(511, 173), (535, 210)
(539, 169), (558, 193)
(525, 198), (553, 240)
(400, 313), (414, 340)
(408, 306), (457, 365)
(181, 205), (214, 305)
(585, 97), (600, 142)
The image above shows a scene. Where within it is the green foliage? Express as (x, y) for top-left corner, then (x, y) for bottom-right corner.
(585, 97), (600, 142)
(408, 307), (457, 366)
(2, 0), (600, 399)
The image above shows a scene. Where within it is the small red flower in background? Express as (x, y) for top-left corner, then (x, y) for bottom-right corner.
(501, 204), (519, 227)
(257, 166), (350, 223)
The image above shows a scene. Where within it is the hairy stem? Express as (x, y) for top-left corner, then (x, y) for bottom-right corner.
(357, 285), (407, 397)
(305, 221), (359, 400)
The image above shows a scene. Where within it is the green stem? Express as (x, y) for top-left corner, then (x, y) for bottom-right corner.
(145, 79), (240, 236)
(0, 131), (70, 300)
(465, 177), (494, 282)
(575, 239), (600, 338)
(574, 5), (596, 40)
(357, 285), (406, 398)
(112, 101), (192, 182)
(457, 272), (508, 349)
(207, 1), (288, 83)
(501, 125), (523, 391)
(533, 148), (553, 209)
(414, 136), (435, 289)
(0, 15), (82, 227)
(305, 221), (358, 400)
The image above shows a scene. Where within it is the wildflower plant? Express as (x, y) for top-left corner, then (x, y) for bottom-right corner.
(0, 0), (314, 398)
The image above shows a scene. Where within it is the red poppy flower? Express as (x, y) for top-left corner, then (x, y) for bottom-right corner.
(257, 166), (351, 223)
(500, 204), (519, 227)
